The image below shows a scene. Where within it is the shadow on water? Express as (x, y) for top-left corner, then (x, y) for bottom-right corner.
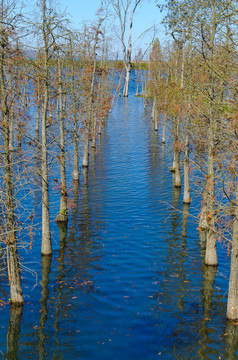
(224, 320), (238, 360)
(38, 255), (52, 360)
(52, 221), (68, 360)
(67, 165), (100, 287)
(182, 204), (190, 238)
(168, 187), (189, 313)
(6, 306), (23, 360)
(197, 265), (217, 359)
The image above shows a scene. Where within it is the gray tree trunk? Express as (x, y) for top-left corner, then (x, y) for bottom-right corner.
(173, 117), (181, 188)
(41, 0), (52, 255)
(227, 182), (238, 320)
(0, 18), (23, 305)
(183, 135), (190, 204)
(56, 57), (68, 223)
(82, 127), (89, 168)
(162, 116), (166, 144)
(204, 123), (217, 266)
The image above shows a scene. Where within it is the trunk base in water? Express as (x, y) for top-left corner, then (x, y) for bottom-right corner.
(183, 196), (191, 204)
(9, 300), (24, 306)
(56, 213), (68, 223)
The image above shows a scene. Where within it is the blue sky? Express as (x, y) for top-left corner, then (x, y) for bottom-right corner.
(59, 0), (167, 57)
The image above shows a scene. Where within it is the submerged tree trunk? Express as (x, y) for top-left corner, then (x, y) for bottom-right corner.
(123, 64), (130, 97)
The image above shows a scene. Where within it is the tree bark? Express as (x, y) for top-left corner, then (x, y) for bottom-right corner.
(0, 15), (23, 305)
(123, 64), (130, 97)
(183, 134), (190, 204)
(162, 115), (166, 144)
(56, 57), (68, 223)
(154, 97), (158, 131)
(82, 126), (89, 168)
(41, 0), (52, 255)
(173, 117), (181, 188)
(227, 182), (238, 320)
(69, 38), (79, 182)
(204, 123), (217, 266)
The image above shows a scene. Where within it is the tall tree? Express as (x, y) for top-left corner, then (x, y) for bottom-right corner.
(34, 0), (66, 254)
(113, 0), (142, 97)
(0, 0), (23, 304)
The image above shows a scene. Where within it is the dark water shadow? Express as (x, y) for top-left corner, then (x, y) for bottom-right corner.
(38, 255), (52, 360)
(197, 265), (217, 359)
(224, 320), (238, 360)
(53, 222), (68, 359)
(6, 305), (23, 360)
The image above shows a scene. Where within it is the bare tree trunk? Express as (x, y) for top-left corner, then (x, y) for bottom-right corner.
(173, 117), (181, 188)
(151, 96), (155, 119)
(41, 75), (51, 255)
(73, 111), (79, 181)
(174, 149), (181, 188)
(154, 97), (158, 131)
(41, 0), (52, 255)
(69, 38), (79, 183)
(162, 115), (166, 144)
(9, 113), (14, 164)
(91, 114), (97, 148)
(0, 17), (23, 305)
(56, 57), (68, 223)
(203, 1), (218, 266)
(183, 134), (190, 204)
(227, 182), (238, 320)
(82, 126), (89, 168)
(204, 123), (217, 266)
(35, 76), (41, 142)
(123, 65), (130, 97)
(114, 0), (141, 97)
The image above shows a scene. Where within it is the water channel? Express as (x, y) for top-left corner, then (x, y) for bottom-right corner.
(0, 79), (237, 359)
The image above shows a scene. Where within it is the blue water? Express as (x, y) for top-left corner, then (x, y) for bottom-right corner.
(0, 78), (236, 359)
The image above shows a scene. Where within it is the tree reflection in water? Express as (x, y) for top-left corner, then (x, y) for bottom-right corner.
(6, 305), (23, 360)
(38, 255), (52, 360)
(197, 265), (217, 359)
